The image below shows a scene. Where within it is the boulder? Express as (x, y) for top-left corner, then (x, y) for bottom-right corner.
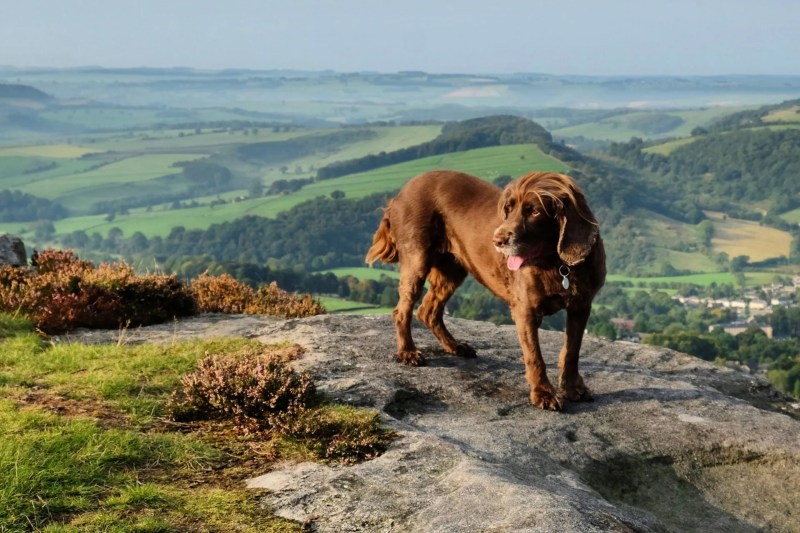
(0, 234), (27, 266)
(64, 314), (800, 532)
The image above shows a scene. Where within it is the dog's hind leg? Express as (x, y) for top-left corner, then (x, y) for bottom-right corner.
(417, 255), (475, 358)
(392, 250), (430, 366)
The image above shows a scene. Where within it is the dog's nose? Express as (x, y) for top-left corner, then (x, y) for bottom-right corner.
(493, 228), (511, 248)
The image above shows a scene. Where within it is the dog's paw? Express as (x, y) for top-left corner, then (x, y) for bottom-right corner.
(558, 385), (594, 402)
(558, 375), (593, 402)
(530, 386), (562, 411)
(451, 342), (477, 358)
(396, 350), (425, 366)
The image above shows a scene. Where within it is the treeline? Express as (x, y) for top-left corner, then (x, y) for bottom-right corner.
(70, 192), (389, 272)
(710, 97), (800, 131)
(237, 129), (377, 165)
(0, 189), (68, 222)
(315, 115), (552, 180)
(609, 128), (800, 209)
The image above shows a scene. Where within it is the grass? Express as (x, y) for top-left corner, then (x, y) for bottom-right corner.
(781, 207), (800, 224)
(18, 153), (204, 200)
(608, 272), (738, 286)
(763, 105), (800, 123)
(552, 107), (751, 142)
(52, 143), (569, 238)
(318, 296), (393, 314)
(643, 137), (698, 155)
(705, 211), (792, 262)
(0, 312), (391, 532)
(320, 267), (400, 281)
(0, 144), (98, 158)
(608, 271), (782, 288)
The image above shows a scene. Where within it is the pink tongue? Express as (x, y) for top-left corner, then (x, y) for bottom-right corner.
(507, 255), (525, 271)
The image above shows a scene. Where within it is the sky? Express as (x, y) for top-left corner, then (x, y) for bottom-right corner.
(1, 0), (799, 76)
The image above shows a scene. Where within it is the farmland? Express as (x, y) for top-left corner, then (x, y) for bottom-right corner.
(40, 143), (566, 238)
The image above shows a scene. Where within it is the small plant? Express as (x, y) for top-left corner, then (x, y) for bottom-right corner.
(191, 274), (326, 318)
(168, 345), (395, 463)
(168, 346), (316, 432)
(190, 272), (255, 313)
(0, 249), (197, 333)
(248, 281), (326, 318)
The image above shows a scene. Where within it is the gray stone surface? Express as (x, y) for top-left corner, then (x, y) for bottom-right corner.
(0, 234), (27, 266)
(65, 313), (800, 532)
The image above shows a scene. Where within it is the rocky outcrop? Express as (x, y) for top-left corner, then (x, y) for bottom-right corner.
(0, 234), (27, 266)
(65, 314), (800, 532)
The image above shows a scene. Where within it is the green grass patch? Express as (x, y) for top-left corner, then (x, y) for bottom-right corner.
(320, 267), (400, 281)
(52, 143), (568, 238)
(0, 144), (98, 158)
(553, 106), (752, 142)
(781, 206), (800, 224)
(608, 272), (738, 286)
(18, 153), (205, 203)
(318, 296), (393, 314)
(608, 271), (780, 288)
(706, 211), (792, 262)
(0, 313), (392, 531)
(643, 137), (698, 155)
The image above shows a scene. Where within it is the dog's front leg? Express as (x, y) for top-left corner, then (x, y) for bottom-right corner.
(511, 306), (561, 411)
(558, 306), (593, 402)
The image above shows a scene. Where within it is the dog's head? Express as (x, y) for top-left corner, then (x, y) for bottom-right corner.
(493, 172), (599, 271)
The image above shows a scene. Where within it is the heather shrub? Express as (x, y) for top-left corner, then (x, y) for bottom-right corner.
(0, 249), (196, 333)
(190, 272), (254, 313)
(168, 345), (395, 463)
(247, 281), (326, 318)
(191, 274), (325, 318)
(168, 346), (316, 432)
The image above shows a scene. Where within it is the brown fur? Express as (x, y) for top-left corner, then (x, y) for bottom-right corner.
(366, 171), (606, 411)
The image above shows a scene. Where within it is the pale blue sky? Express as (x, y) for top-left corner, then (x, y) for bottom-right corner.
(2, 0), (798, 75)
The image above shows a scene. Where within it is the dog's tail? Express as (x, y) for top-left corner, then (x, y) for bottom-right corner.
(365, 203), (398, 265)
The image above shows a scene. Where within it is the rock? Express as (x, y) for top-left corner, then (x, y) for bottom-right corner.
(65, 314), (800, 532)
(0, 234), (27, 266)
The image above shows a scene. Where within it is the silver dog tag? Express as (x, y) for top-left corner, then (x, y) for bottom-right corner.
(559, 265), (570, 290)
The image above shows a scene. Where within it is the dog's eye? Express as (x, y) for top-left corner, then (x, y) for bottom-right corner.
(522, 204), (538, 217)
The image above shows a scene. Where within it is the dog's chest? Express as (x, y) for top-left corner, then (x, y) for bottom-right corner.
(515, 267), (584, 315)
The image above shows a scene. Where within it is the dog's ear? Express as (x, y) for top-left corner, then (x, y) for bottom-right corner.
(497, 185), (512, 219)
(557, 188), (599, 266)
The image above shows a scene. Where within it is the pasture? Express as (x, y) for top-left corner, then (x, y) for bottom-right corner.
(52, 143), (569, 238)
(705, 211), (792, 262)
(318, 296), (393, 314)
(552, 107), (749, 142)
(320, 267), (400, 281)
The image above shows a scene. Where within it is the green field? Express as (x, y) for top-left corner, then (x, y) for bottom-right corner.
(552, 107), (751, 142)
(18, 153), (204, 207)
(705, 211), (792, 262)
(50, 143), (568, 238)
(319, 296), (393, 314)
(782, 207), (800, 224)
(608, 271), (781, 288)
(643, 137), (698, 155)
(320, 267), (400, 280)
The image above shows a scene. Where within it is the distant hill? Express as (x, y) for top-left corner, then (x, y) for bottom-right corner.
(609, 99), (800, 218)
(0, 83), (51, 102)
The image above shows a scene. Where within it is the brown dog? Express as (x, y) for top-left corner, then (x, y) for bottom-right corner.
(366, 171), (606, 411)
